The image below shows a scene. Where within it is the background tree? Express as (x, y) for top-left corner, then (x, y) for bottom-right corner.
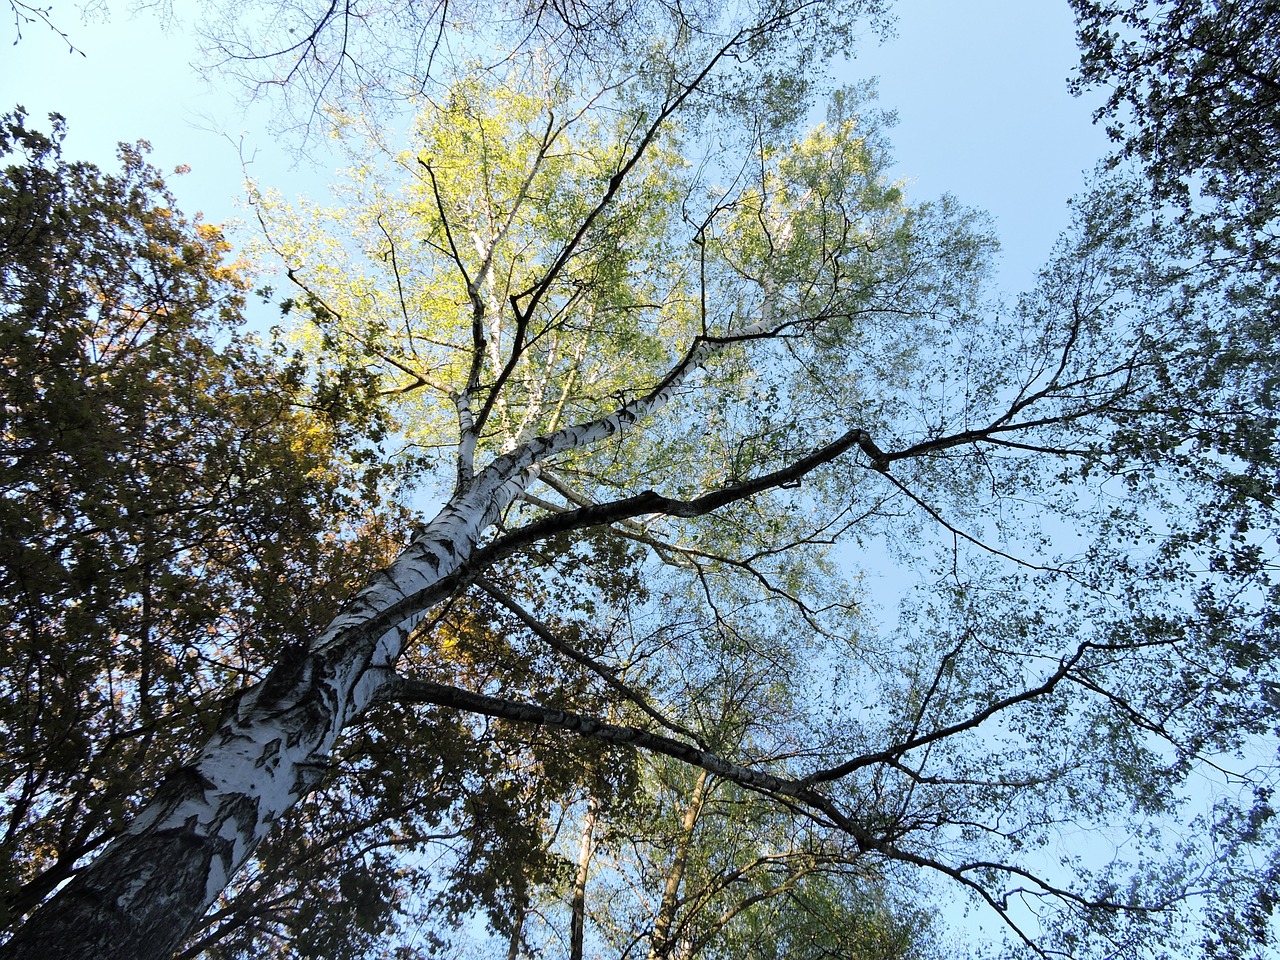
(534, 599), (944, 960)
(1069, 1), (1280, 650)
(0, 105), (425, 953)
(1071, 0), (1280, 261)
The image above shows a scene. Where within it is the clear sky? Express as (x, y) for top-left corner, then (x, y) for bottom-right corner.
(844, 0), (1113, 288)
(1, 0), (1111, 296)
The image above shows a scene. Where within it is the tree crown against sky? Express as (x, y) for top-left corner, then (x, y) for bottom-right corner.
(1071, 0), (1280, 269)
(3, 2), (1280, 959)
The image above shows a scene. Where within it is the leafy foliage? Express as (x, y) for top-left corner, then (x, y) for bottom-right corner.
(0, 107), (414, 949)
(1071, 0), (1280, 261)
(0, 110), (669, 959)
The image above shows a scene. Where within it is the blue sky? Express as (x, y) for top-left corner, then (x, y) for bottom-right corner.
(845, 0), (1113, 287)
(1, 1), (1111, 295)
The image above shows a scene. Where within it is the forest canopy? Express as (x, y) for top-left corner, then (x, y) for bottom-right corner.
(3, 2), (1280, 959)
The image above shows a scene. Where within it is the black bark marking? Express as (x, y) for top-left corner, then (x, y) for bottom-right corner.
(255, 738), (282, 769)
(1, 818), (238, 960)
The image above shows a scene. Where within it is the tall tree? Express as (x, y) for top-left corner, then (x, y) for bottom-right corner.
(4, 3), (1280, 958)
(0, 107), (662, 960)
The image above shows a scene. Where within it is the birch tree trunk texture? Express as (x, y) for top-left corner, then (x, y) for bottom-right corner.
(0, 330), (721, 960)
(0, 506), (476, 960)
(569, 796), (599, 960)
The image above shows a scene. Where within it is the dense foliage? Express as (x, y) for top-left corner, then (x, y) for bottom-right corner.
(0, 106), (419, 951)
(1072, 0), (1280, 262)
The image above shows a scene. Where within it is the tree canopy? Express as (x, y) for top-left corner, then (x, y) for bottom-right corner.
(1071, 0), (1280, 265)
(3, 3), (1280, 960)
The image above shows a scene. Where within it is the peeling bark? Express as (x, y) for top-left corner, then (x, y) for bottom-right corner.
(0, 464), (529, 959)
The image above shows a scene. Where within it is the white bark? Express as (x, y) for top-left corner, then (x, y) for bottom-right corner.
(1, 323), (728, 960)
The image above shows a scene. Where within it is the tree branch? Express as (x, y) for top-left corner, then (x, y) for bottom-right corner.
(475, 576), (708, 748)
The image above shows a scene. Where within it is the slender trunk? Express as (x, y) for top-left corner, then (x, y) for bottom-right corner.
(647, 770), (710, 960)
(569, 795), (599, 960)
(506, 904), (525, 960)
(0, 463), (535, 960)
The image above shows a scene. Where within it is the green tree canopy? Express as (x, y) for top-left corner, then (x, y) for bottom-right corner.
(1071, 0), (1280, 264)
(3, 2), (1280, 958)
(236, 66), (1280, 956)
(0, 107), (419, 955)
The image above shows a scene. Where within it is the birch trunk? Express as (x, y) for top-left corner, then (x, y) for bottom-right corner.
(569, 795), (599, 960)
(1, 334), (720, 960)
(0, 484), (511, 960)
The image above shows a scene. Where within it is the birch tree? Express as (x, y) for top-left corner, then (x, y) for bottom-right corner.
(4, 2), (1280, 958)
